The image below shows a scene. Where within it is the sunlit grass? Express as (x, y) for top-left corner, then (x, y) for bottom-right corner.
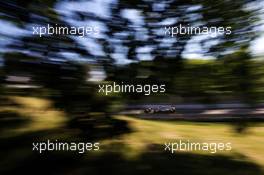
(0, 96), (67, 137)
(102, 116), (264, 168)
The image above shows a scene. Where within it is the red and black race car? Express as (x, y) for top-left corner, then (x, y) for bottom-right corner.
(144, 106), (176, 114)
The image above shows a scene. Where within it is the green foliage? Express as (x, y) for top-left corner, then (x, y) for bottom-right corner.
(109, 51), (264, 104)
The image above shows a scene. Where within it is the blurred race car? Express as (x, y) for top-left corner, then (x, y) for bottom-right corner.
(144, 106), (176, 114)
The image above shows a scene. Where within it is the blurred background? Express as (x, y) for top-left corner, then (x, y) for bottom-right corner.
(1, 0), (264, 174)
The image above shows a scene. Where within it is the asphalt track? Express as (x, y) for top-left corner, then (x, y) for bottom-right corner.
(120, 103), (264, 121)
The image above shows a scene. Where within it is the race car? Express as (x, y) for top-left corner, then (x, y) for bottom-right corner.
(144, 106), (176, 114)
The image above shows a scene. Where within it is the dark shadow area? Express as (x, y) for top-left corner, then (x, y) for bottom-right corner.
(0, 111), (30, 131)
(0, 125), (131, 174)
(0, 97), (22, 108)
(0, 113), (132, 146)
(67, 114), (132, 140)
